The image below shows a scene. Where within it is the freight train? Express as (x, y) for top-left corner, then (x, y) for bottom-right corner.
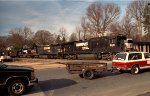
(30, 34), (134, 60)
(3, 34), (150, 60)
(61, 34), (133, 60)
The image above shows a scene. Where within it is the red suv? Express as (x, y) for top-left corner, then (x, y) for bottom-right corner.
(112, 52), (150, 74)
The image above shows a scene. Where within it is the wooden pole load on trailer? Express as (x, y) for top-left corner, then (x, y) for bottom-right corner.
(60, 62), (107, 80)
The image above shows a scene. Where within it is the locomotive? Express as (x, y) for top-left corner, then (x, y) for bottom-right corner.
(48, 34), (133, 60)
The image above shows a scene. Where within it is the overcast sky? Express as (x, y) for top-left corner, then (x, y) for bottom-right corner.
(0, 0), (131, 36)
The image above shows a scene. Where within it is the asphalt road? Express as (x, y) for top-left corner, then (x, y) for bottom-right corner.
(26, 62), (150, 96)
(1, 60), (150, 96)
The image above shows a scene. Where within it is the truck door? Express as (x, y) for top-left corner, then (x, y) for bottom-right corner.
(0, 64), (6, 85)
(144, 53), (150, 66)
(128, 53), (146, 67)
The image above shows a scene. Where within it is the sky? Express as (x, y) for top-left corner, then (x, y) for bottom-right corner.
(0, 0), (131, 36)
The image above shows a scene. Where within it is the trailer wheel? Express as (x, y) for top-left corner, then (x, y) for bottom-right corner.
(131, 65), (140, 75)
(83, 70), (94, 80)
(79, 74), (84, 78)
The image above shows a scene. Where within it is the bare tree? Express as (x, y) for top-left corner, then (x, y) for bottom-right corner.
(127, 0), (147, 40)
(101, 3), (120, 34)
(33, 30), (54, 45)
(59, 27), (67, 43)
(22, 27), (33, 45)
(8, 33), (23, 49)
(143, 3), (150, 34)
(85, 2), (120, 37)
(9, 27), (33, 48)
(142, 3), (150, 41)
(75, 26), (82, 40)
(86, 3), (102, 37)
(109, 22), (122, 35)
(121, 11), (136, 38)
(55, 35), (61, 44)
(8, 27), (33, 49)
(0, 36), (7, 49)
(69, 32), (78, 42)
(142, 32), (150, 42)
(80, 16), (90, 39)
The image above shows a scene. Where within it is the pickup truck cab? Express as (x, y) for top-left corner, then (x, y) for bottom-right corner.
(0, 63), (38, 95)
(112, 52), (150, 74)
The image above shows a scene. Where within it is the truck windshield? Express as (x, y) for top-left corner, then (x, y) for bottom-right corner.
(113, 53), (126, 61)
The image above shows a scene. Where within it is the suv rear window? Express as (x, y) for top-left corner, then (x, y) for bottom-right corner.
(114, 53), (126, 60)
(128, 53), (142, 60)
(144, 53), (150, 59)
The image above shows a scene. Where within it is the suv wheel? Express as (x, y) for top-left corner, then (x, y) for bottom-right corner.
(131, 65), (140, 75)
(8, 80), (26, 95)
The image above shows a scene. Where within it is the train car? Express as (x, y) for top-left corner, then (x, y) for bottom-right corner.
(9, 50), (18, 58)
(61, 41), (77, 59)
(49, 44), (63, 59)
(61, 40), (94, 59)
(36, 45), (51, 58)
(133, 42), (150, 53)
(0, 48), (12, 62)
(75, 34), (128, 60)
(16, 44), (39, 58)
(75, 40), (94, 59)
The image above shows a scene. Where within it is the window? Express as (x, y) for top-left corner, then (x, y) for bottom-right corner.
(128, 53), (142, 60)
(128, 40), (133, 43)
(113, 53), (127, 60)
(110, 39), (115, 44)
(144, 53), (150, 59)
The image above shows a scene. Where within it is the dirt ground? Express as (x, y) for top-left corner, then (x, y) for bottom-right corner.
(5, 58), (109, 70)
(6, 58), (66, 70)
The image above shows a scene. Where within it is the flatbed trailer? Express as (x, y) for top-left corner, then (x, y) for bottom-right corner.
(62, 62), (107, 80)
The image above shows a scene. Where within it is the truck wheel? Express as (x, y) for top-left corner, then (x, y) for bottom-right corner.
(79, 74), (84, 78)
(131, 65), (140, 75)
(83, 70), (94, 80)
(8, 80), (26, 96)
